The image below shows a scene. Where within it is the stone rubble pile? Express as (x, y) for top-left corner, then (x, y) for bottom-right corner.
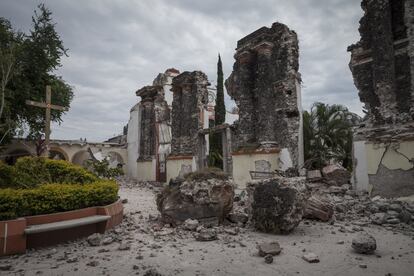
(305, 165), (414, 235)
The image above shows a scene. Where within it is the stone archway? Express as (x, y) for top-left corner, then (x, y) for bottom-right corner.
(71, 150), (91, 166)
(49, 147), (69, 161)
(3, 149), (32, 165)
(107, 151), (124, 168)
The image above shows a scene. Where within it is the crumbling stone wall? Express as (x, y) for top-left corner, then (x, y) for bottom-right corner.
(225, 22), (302, 167)
(349, 0), (414, 198)
(348, 0), (413, 125)
(136, 85), (167, 160)
(170, 71), (209, 156)
(406, 0), (414, 117)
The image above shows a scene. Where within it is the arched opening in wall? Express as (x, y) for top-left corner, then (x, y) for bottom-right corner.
(71, 150), (91, 167)
(49, 147), (69, 161)
(3, 149), (32, 165)
(107, 151), (124, 169)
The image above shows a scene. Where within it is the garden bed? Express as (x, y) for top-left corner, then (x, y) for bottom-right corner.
(0, 157), (123, 256)
(0, 199), (123, 256)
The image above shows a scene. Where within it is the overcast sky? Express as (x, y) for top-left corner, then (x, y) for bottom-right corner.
(1, 0), (363, 142)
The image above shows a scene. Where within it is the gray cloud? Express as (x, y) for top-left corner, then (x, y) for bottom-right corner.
(1, 0), (363, 141)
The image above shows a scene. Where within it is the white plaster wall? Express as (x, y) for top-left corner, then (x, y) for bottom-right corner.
(203, 108), (210, 156)
(166, 158), (193, 183)
(232, 152), (279, 189)
(296, 78), (304, 167)
(352, 140), (414, 194)
(137, 159), (156, 181)
(127, 104), (141, 179)
(352, 140), (370, 191)
(225, 111), (239, 124)
(279, 148), (293, 171)
(366, 141), (414, 173)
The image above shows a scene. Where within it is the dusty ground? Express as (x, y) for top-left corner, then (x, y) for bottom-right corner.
(1, 183), (414, 276)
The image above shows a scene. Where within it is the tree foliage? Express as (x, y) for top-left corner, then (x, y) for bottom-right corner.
(215, 54), (225, 125)
(303, 102), (361, 170)
(208, 54), (226, 168)
(0, 4), (73, 144)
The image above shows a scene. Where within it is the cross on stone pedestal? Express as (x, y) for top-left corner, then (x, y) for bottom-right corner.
(25, 85), (67, 157)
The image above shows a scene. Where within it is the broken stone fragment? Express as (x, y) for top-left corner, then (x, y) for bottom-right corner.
(304, 195), (334, 222)
(352, 233), (377, 254)
(258, 242), (282, 257)
(264, 254), (274, 264)
(227, 212), (249, 225)
(195, 229), (218, 241)
(102, 237), (114, 245)
(183, 219), (199, 231)
(322, 164), (350, 186)
(223, 227), (239, 236)
(86, 260), (99, 267)
(156, 172), (234, 224)
(87, 233), (102, 246)
(0, 264), (12, 271)
(66, 256), (78, 263)
(307, 170), (322, 182)
(143, 268), (164, 276)
(118, 242), (131, 251)
(302, 252), (320, 263)
(247, 177), (307, 234)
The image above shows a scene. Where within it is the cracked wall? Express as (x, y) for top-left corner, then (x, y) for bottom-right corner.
(365, 141), (414, 198)
(350, 0), (414, 197)
(225, 22), (303, 169)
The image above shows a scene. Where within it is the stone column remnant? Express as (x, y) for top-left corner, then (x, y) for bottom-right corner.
(170, 71), (209, 156)
(136, 85), (165, 160)
(225, 22), (302, 167)
(348, 0), (413, 125)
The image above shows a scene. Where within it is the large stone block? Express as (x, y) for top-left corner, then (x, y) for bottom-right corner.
(247, 177), (307, 234)
(156, 170), (234, 224)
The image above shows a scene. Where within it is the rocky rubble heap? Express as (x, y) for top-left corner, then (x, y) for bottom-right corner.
(305, 181), (414, 235)
(156, 170), (234, 224)
(246, 177), (307, 234)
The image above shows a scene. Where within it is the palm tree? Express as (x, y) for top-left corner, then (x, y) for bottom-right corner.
(303, 102), (361, 170)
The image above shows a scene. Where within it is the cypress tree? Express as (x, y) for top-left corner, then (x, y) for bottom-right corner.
(208, 54), (226, 168)
(215, 54), (225, 125)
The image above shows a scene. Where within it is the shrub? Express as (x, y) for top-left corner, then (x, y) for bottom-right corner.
(0, 180), (118, 220)
(44, 159), (98, 184)
(0, 161), (17, 188)
(3, 157), (98, 188)
(85, 159), (124, 178)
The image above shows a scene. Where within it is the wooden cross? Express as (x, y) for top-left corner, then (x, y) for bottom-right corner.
(26, 85), (67, 157)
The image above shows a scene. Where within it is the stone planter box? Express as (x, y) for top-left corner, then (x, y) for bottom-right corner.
(0, 199), (123, 256)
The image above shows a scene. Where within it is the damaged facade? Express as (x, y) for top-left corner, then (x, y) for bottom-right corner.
(127, 69), (179, 181)
(225, 22), (304, 187)
(349, 0), (414, 198)
(166, 71), (210, 181)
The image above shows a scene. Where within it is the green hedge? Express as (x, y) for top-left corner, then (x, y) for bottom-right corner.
(0, 161), (17, 188)
(0, 157), (98, 188)
(0, 180), (118, 220)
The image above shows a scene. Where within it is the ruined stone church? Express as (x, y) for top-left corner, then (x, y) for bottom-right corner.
(126, 22), (304, 188)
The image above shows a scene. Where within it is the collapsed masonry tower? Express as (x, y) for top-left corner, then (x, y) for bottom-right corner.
(349, 0), (414, 198)
(136, 85), (168, 160)
(170, 71), (209, 156)
(348, 0), (414, 125)
(226, 22), (303, 169)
